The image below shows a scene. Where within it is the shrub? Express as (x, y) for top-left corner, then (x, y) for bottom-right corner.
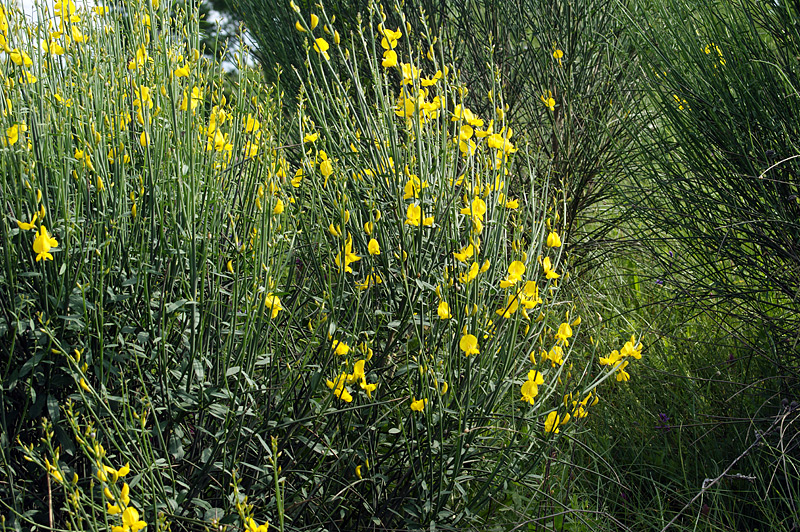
(0, 0), (640, 530)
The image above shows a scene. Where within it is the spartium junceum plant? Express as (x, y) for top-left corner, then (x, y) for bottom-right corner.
(2, 0), (286, 529)
(1, 0), (641, 530)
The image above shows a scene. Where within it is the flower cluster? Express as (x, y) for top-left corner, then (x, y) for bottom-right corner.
(599, 335), (643, 381)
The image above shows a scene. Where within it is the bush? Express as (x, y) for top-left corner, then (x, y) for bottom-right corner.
(0, 0), (640, 530)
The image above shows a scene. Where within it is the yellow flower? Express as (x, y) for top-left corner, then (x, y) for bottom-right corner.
(495, 295), (519, 319)
(264, 293), (282, 319)
(459, 333), (479, 356)
(9, 49), (33, 67)
(111, 506), (147, 532)
(173, 63), (190, 77)
(359, 379), (377, 398)
(458, 262), (479, 284)
(291, 168), (304, 188)
(16, 212), (38, 231)
(382, 50), (397, 68)
(547, 231), (562, 248)
(332, 339), (350, 356)
(6, 123), (26, 146)
(460, 197), (487, 220)
(500, 260), (525, 287)
(437, 300), (451, 319)
(334, 234), (361, 273)
(128, 44), (150, 70)
(20, 71), (37, 84)
(405, 203), (433, 227)
(245, 517), (270, 532)
(544, 411), (561, 433)
(541, 91), (556, 111)
(313, 38), (330, 60)
(553, 48), (564, 65)
(180, 86), (202, 111)
(115, 463), (131, 479)
(139, 131), (150, 147)
(326, 373), (353, 402)
(368, 238), (380, 255)
(71, 25), (86, 43)
(318, 150), (333, 179)
(410, 397), (427, 412)
(33, 225), (58, 262)
(542, 256), (560, 279)
(273, 198), (285, 215)
(521, 378), (539, 405)
(555, 322), (572, 346)
(453, 244), (474, 263)
(303, 131), (319, 143)
(244, 114), (261, 133)
(355, 465), (363, 479)
(379, 27), (402, 49)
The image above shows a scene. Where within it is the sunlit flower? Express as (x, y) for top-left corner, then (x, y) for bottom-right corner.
(368, 238), (380, 255)
(382, 50), (397, 68)
(405, 203), (433, 226)
(180, 86), (202, 111)
(313, 38), (330, 60)
(555, 322), (573, 347)
(459, 333), (479, 356)
(174, 63), (190, 77)
(544, 411), (561, 433)
(547, 231), (562, 248)
(128, 44), (150, 70)
(9, 49), (33, 67)
(334, 234), (361, 273)
(6, 123), (26, 146)
(245, 517), (270, 532)
(460, 197), (487, 220)
(437, 300), (451, 319)
(410, 397), (427, 412)
(500, 260), (526, 288)
(33, 225), (58, 261)
(326, 373), (353, 402)
(244, 114), (260, 133)
(542, 256), (559, 279)
(453, 244), (474, 263)
(458, 261), (479, 284)
(111, 506), (147, 532)
(521, 370), (544, 405)
(264, 293), (283, 318)
(332, 339), (351, 356)
(319, 151), (333, 180)
(16, 212), (38, 231)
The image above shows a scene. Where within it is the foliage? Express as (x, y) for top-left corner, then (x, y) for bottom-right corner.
(619, 0), (800, 385)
